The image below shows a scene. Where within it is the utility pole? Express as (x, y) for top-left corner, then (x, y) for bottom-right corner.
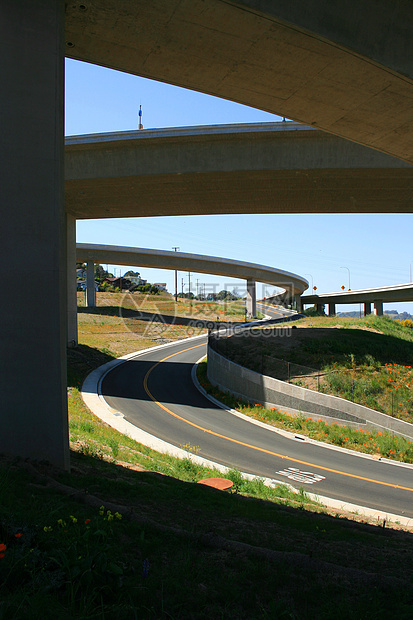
(181, 277), (184, 295)
(188, 272), (191, 296)
(340, 266), (351, 290)
(172, 247), (179, 302)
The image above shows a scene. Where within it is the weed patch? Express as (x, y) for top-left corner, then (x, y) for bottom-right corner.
(197, 360), (413, 464)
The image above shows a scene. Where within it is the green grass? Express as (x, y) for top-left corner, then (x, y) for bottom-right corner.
(2, 449), (413, 619)
(213, 315), (413, 423)
(2, 311), (413, 617)
(197, 360), (413, 463)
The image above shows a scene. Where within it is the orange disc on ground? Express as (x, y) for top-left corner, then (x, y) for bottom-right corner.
(197, 477), (233, 490)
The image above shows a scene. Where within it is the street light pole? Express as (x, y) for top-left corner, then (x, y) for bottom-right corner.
(340, 266), (351, 290)
(172, 247), (179, 302)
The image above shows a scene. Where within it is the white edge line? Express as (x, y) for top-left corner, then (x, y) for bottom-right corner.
(81, 334), (298, 489)
(191, 355), (413, 527)
(80, 333), (412, 528)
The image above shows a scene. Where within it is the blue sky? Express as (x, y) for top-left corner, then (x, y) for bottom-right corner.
(66, 59), (413, 313)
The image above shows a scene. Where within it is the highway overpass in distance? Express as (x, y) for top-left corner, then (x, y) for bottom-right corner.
(65, 123), (413, 219)
(300, 283), (413, 316)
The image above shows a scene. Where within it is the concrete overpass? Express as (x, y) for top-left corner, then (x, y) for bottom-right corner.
(64, 0), (413, 165)
(5, 1), (413, 467)
(300, 283), (413, 316)
(73, 243), (308, 342)
(66, 123), (413, 219)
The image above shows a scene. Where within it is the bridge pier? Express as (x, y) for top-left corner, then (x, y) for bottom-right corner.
(364, 302), (372, 316)
(246, 279), (257, 318)
(374, 300), (384, 316)
(1, 0), (69, 468)
(67, 214), (78, 347)
(328, 303), (336, 316)
(86, 260), (96, 307)
(295, 295), (303, 313)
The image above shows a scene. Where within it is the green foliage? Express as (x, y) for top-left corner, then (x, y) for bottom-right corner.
(136, 283), (160, 294)
(94, 264), (112, 282)
(216, 289), (239, 301)
(197, 361), (413, 464)
(213, 315), (413, 423)
(0, 504), (125, 618)
(123, 270), (141, 278)
(98, 280), (115, 292)
(303, 305), (326, 316)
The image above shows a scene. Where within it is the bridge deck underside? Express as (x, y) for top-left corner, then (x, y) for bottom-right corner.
(66, 168), (413, 218)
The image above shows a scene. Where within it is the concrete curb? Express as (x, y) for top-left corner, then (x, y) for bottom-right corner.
(206, 344), (413, 440)
(192, 356), (413, 527)
(81, 334), (412, 528)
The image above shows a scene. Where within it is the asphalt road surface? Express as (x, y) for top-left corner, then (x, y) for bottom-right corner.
(101, 308), (413, 519)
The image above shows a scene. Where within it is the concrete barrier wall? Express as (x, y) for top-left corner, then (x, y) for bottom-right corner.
(207, 345), (413, 441)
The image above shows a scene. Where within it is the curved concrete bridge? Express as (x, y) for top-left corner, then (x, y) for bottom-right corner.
(65, 123), (413, 218)
(71, 243), (308, 344)
(65, 0), (413, 164)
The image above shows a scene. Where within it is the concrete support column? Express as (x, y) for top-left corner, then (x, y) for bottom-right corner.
(246, 279), (257, 318)
(67, 214), (78, 347)
(1, 1), (69, 468)
(328, 303), (336, 316)
(295, 295), (303, 313)
(86, 261), (96, 307)
(364, 302), (372, 316)
(374, 300), (383, 316)
(316, 304), (324, 314)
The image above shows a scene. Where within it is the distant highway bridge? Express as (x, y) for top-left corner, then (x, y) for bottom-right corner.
(267, 283), (413, 315)
(72, 243), (308, 344)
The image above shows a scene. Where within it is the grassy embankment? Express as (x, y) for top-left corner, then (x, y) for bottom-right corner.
(204, 314), (413, 462)
(1, 297), (413, 618)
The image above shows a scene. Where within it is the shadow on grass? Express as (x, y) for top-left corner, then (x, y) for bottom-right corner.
(61, 450), (413, 600)
(78, 305), (228, 329)
(67, 343), (116, 388)
(220, 326), (413, 371)
(4, 448), (411, 617)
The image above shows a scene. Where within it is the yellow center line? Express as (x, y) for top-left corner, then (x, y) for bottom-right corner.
(143, 342), (413, 493)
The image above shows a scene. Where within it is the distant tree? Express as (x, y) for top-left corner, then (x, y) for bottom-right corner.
(178, 292), (194, 299)
(124, 270), (141, 278)
(94, 264), (113, 282)
(137, 283), (151, 293)
(216, 289), (237, 301)
(135, 283), (160, 295)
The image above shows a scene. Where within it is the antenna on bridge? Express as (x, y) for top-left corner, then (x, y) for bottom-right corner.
(138, 105), (143, 130)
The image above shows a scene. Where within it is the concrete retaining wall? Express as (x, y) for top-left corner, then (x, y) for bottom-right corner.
(207, 345), (413, 440)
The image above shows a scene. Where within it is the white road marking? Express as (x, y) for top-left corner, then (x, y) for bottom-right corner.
(276, 467), (326, 484)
